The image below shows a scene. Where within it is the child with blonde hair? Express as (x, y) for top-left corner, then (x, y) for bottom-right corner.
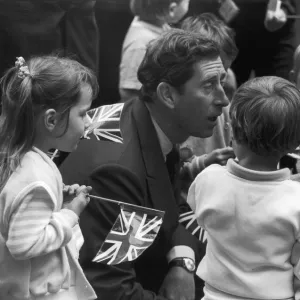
(0, 56), (99, 300)
(119, 0), (190, 102)
(188, 76), (300, 300)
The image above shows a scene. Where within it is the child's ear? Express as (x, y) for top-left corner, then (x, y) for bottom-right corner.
(168, 2), (178, 19)
(289, 70), (295, 83)
(44, 109), (58, 132)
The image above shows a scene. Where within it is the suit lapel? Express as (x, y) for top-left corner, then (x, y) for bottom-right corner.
(132, 99), (178, 233)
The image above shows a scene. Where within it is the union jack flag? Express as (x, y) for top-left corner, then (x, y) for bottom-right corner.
(48, 103), (124, 161)
(84, 103), (124, 143)
(93, 204), (164, 265)
(179, 211), (207, 244)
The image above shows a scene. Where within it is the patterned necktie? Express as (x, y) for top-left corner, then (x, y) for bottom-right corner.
(166, 146), (180, 184)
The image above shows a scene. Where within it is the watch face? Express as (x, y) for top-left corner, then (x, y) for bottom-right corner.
(184, 258), (196, 272)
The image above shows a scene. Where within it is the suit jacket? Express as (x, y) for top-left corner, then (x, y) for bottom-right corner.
(60, 98), (201, 299)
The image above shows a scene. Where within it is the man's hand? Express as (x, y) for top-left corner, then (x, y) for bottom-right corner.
(159, 266), (195, 300)
(264, 8), (287, 32)
(204, 146), (235, 167)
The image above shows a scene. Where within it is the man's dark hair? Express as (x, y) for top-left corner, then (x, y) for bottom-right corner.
(137, 28), (220, 100)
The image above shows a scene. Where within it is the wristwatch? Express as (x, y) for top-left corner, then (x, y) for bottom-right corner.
(169, 257), (196, 273)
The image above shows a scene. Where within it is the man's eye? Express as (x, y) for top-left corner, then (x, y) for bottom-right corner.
(221, 81), (226, 87)
(203, 82), (213, 88)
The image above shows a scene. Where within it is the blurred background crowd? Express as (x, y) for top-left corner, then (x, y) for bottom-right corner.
(0, 0), (299, 108)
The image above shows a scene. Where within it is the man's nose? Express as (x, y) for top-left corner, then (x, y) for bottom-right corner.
(216, 86), (230, 107)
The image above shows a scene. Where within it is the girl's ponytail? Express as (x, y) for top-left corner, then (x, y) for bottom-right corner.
(0, 58), (35, 191)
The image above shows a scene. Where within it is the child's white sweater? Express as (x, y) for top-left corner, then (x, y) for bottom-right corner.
(0, 147), (96, 300)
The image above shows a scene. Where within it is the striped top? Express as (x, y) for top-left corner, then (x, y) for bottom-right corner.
(0, 147), (95, 300)
(6, 181), (78, 259)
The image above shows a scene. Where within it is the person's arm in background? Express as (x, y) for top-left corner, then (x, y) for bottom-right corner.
(264, 0), (296, 32)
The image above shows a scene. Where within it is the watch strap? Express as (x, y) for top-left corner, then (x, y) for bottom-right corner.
(169, 257), (196, 273)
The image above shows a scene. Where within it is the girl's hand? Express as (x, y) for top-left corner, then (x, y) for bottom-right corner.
(63, 184), (80, 203)
(63, 185), (92, 216)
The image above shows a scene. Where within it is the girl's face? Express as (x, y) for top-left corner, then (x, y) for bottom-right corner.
(56, 84), (93, 152)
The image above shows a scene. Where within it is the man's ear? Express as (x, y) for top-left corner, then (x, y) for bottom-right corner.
(44, 109), (58, 132)
(156, 82), (176, 109)
(289, 70), (295, 83)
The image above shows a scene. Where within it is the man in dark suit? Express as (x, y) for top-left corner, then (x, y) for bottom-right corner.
(60, 28), (229, 300)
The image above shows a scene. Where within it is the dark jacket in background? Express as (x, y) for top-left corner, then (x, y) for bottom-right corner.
(94, 0), (132, 105)
(0, 0), (99, 78)
(231, 0), (296, 85)
(188, 0), (297, 85)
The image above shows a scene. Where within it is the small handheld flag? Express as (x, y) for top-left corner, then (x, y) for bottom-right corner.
(90, 195), (164, 265)
(48, 103), (124, 161)
(83, 103), (124, 143)
(179, 211), (207, 244)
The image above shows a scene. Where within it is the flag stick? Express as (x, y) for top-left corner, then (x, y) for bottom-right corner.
(51, 149), (59, 160)
(88, 194), (165, 215)
(287, 152), (300, 160)
(287, 15), (300, 19)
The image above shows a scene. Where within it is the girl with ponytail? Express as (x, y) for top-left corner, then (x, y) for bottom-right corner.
(0, 56), (98, 300)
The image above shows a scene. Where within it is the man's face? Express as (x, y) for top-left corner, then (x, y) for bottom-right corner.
(173, 56), (229, 138)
